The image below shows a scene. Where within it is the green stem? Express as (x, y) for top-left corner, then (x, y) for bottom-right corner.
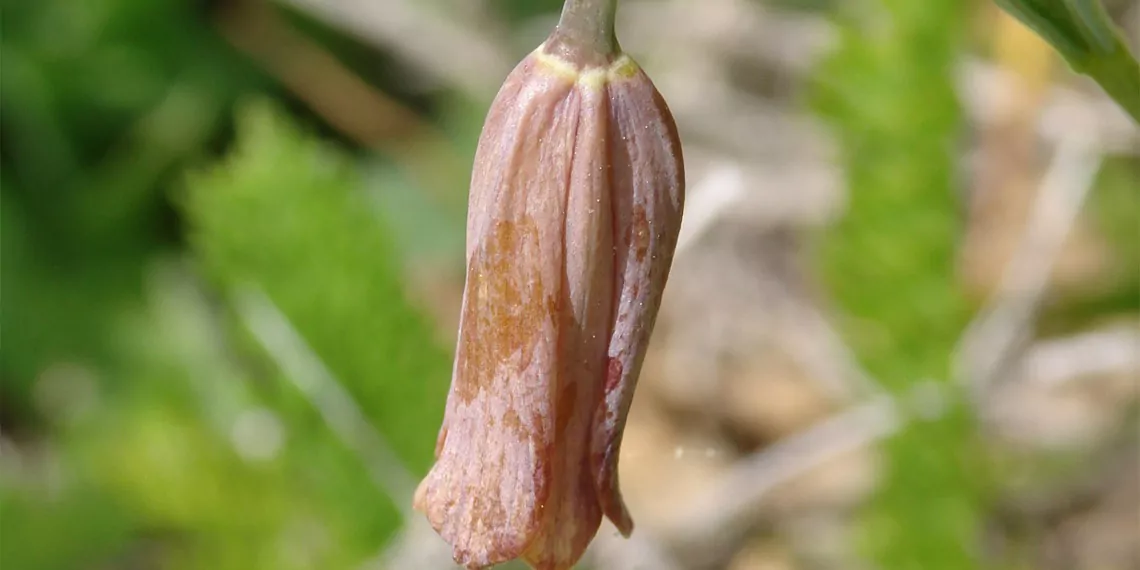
(1077, 35), (1140, 123)
(545, 0), (620, 66)
(995, 0), (1140, 124)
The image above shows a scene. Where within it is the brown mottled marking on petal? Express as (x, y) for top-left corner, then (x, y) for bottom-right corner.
(632, 206), (649, 262)
(455, 217), (545, 405)
(604, 358), (622, 393)
(502, 408), (524, 438)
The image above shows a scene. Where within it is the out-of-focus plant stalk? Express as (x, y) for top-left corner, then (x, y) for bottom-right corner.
(812, 1), (988, 569)
(1078, 38), (1140, 121)
(997, 0), (1140, 122)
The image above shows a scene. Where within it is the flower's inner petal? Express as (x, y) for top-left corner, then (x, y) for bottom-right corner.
(590, 62), (685, 537)
(522, 72), (614, 570)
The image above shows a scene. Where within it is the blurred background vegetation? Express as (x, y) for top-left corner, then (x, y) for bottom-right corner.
(1, 0), (1137, 569)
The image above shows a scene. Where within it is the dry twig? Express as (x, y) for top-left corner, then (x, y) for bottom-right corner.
(956, 137), (1105, 399)
(235, 287), (420, 514)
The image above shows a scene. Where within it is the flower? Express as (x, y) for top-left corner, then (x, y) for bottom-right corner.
(413, 2), (684, 568)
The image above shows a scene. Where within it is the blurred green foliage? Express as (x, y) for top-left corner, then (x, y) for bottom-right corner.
(2, 0), (1137, 569)
(1, 0), (264, 426)
(1, 0), (454, 566)
(813, 1), (988, 569)
(3, 97), (455, 569)
(183, 101), (450, 472)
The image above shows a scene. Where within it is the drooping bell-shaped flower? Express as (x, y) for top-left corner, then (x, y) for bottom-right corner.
(413, 1), (684, 568)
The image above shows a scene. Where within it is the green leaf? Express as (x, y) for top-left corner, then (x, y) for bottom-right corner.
(996, 0), (1140, 122)
(180, 100), (451, 475)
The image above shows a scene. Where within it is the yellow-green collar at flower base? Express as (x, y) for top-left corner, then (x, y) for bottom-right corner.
(533, 45), (641, 89)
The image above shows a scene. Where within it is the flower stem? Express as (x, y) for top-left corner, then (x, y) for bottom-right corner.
(1076, 34), (1140, 123)
(545, 0), (620, 67)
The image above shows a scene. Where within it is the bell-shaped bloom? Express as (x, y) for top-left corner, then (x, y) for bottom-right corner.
(413, 6), (684, 569)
